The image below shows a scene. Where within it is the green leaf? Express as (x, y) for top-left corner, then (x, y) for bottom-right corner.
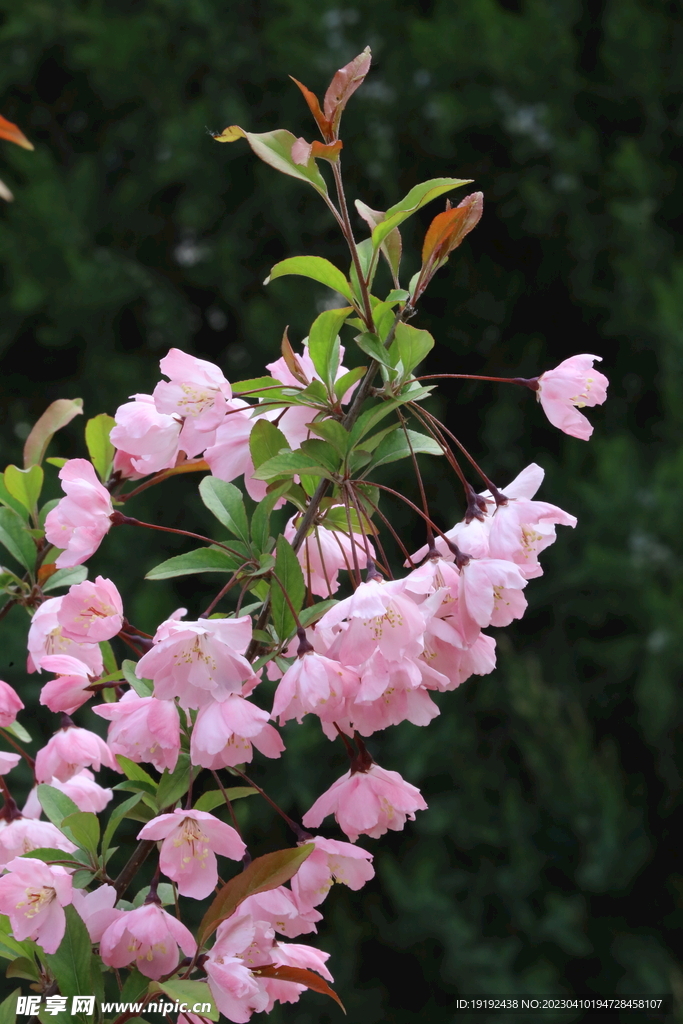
(3, 719), (31, 743)
(249, 419), (289, 471)
(265, 256), (356, 304)
(306, 419), (351, 457)
(299, 438), (342, 474)
(60, 811), (100, 855)
(199, 477), (250, 546)
(85, 413), (116, 482)
(386, 288), (410, 303)
(271, 535), (305, 641)
(0, 507), (36, 571)
(132, 882), (175, 908)
(23, 398), (84, 468)
(198, 844), (314, 945)
(20, 847), (80, 865)
(122, 659), (153, 697)
(145, 546), (242, 580)
(363, 427), (444, 473)
(389, 322), (435, 377)
(41, 565), (88, 592)
(101, 792), (144, 854)
(43, 906), (94, 1004)
(3, 464), (43, 514)
(250, 482), (290, 555)
(6, 956), (40, 981)
(116, 755), (158, 791)
(231, 376), (282, 395)
(225, 127), (329, 196)
(194, 787), (257, 812)
(0, 915), (37, 961)
(307, 307), (351, 390)
(299, 599), (338, 627)
(0, 989), (21, 1024)
(372, 177), (472, 248)
(99, 639), (118, 675)
(121, 967), (149, 1003)
(45, 457), (68, 468)
(156, 752), (191, 809)
(0, 477), (29, 519)
(334, 364), (367, 401)
(354, 332), (396, 369)
(252, 449), (335, 482)
(150, 980), (218, 1022)
(37, 784), (80, 828)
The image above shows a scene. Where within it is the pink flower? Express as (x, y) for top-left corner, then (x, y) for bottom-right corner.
(536, 354), (608, 439)
(138, 809), (246, 899)
(271, 652), (357, 726)
(137, 615), (260, 710)
(44, 459), (114, 568)
(57, 576), (123, 643)
(236, 887), (321, 938)
(92, 691), (181, 773)
(203, 405), (269, 503)
(284, 515), (373, 597)
(100, 903), (196, 979)
(190, 696), (284, 769)
(45, 769), (113, 814)
(0, 857), (72, 953)
(0, 752), (20, 775)
(110, 394), (182, 474)
(71, 883), (122, 942)
(0, 818), (77, 866)
(35, 724), (118, 783)
(320, 579), (428, 666)
(302, 763), (427, 842)
(27, 596), (103, 675)
(112, 448), (147, 481)
(153, 349), (233, 433)
(258, 941), (333, 1011)
(204, 916), (270, 1023)
(39, 655), (94, 715)
(290, 836), (374, 910)
(0, 680), (23, 727)
(456, 557), (528, 644)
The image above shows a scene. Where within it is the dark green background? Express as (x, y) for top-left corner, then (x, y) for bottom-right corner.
(0, 1), (681, 1021)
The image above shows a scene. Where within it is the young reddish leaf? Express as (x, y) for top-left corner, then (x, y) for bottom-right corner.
(371, 177), (473, 250)
(355, 200), (402, 280)
(323, 47), (372, 134)
(421, 192), (483, 267)
(289, 77), (332, 140)
(37, 563), (58, 585)
(212, 126), (329, 196)
(281, 328), (310, 385)
(292, 138), (344, 166)
(0, 115), (34, 151)
(414, 192), (483, 301)
(23, 398), (84, 468)
(198, 845), (314, 945)
(253, 965), (346, 1013)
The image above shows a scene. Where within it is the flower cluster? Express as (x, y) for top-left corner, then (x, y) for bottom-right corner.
(0, 47), (610, 1023)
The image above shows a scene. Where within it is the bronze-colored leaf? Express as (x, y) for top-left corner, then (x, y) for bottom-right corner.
(198, 845), (314, 946)
(281, 328), (309, 385)
(253, 964), (345, 1013)
(323, 47), (372, 133)
(23, 398), (84, 468)
(289, 77), (332, 140)
(0, 115), (34, 151)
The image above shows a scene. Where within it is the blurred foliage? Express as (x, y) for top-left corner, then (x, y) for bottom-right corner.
(0, 0), (682, 1020)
